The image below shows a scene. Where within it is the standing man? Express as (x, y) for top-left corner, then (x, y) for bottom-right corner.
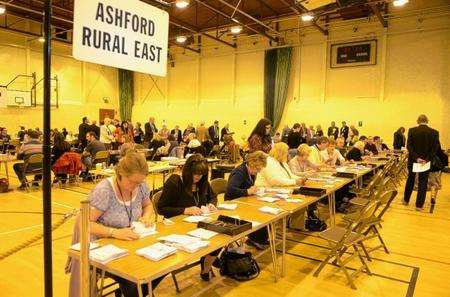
(327, 121), (339, 139)
(403, 115), (440, 210)
(170, 125), (182, 143)
(144, 117), (158, 146)
(393, 127), (406, 150)
(340, 121), (349, 141)
(89, 120), (100, 139)
(78, 117), (90, 150)
(208, 120), (220, 146)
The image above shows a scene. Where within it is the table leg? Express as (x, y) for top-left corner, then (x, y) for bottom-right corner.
(147, 282), (153, 297)
(98, 269), (106, 297)
(267, 223), (278, 282)
(328, 193), (335, 227)
(4, 161), (9, 183)
(137, 281), (144, 297)
(90, 266), (97, 297)
(281, 217), (287, 277)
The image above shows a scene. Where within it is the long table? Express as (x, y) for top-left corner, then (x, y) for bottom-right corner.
(69, 159), (389, 296)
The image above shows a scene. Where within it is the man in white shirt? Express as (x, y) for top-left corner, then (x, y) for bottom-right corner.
(321, 139), (345, 166)
(100, 117), (116, 150)
(308, 136), (329, 165)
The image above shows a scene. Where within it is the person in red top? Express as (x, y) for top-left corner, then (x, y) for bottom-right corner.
(248, 118), (272, 153)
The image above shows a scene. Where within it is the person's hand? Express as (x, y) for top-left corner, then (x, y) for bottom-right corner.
(139, 215), (154, 228)
(184, 206), (202, 215)
(247, 186), (258, 195)
(111, 228), (139, 241)
(208, 204), (217, 212)
(295, 177), (307, 185)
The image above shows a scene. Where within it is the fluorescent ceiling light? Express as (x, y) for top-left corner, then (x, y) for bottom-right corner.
(175, 0), (189, 9)
(301, 13), (314, 22)
(230, 25), (242, 34)
(393, 0), (409, 7)
(176, 35), (187, 43)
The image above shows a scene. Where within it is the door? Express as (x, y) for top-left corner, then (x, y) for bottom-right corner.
(99, 109), (116, 124)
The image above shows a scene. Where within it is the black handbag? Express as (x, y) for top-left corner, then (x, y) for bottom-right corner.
(219, 250), (260, 281)
(305, 217), (327, 231)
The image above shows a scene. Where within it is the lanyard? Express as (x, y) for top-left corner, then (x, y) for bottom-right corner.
(116, 180), (132, 227)
(193, 191), (200, 207)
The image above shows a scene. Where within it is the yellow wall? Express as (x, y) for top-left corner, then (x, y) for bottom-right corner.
(0, 18), (119, 135)
(132, 0), (449, 148)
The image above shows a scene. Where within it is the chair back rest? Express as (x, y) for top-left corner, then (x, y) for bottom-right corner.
(376, 189), (398, 220)
(152, 191), (163, 220)
(27, 153), (44, 165)
(210, 178), (228, 196)
(353, 200), (380, 233)
(93, 150), (110, 164)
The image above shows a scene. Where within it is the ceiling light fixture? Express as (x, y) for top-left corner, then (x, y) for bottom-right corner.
(176, 35), (187, 43)
(301, 13), (314, 22)
(175, 0), (190, 9)
(38, 36), (45, 43)
(393, 0), (409, 7)
(0, 5), (6, 14)
(230, 25), (242, 34)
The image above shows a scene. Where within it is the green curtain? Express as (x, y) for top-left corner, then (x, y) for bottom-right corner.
(264, 47), (293, 131)
(118, 69), (134, 121)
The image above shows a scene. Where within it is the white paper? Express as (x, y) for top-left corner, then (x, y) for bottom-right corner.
(285, 198), (302, 203)
(259, 206), (282, 215)
(218, 203), (238, 210)
(183, 216), (209, 223)
(413, 162), (431, 173)
(258, 197), (280, 203)
(89, 244), (128, 264)
(176, 241), (210, 253)
(158, 234), (201, 245)
(200, 205), (217, 215)
(136, 243), (177, 261)
(251, 221), (262, 227)
(265, 188), (291, 194)
(187, 228), (219, 240)
(70, 242), (100, 251)
(158, 234), (209, 253)
(131, 221), (157, 238)
(274, 193), (290, 199)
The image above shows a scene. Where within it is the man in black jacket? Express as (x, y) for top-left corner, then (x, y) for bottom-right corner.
(144, 117), (158, 144)
(287, 123), (302, 149)
(403, 115), (440, 210)
(327, 121), (339, 139)
(208, 120), (220, 145)
(89, 120), (100, 139)
(340, 121), (349, 140)
(393, 127), (406, 150)
(78, 117), (90, 150)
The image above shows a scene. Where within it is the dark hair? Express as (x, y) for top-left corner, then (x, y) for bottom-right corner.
(317, 136), (329, 145)
(248, 118), (272, 141)
(359, 135), (367, 141)
(86, 131), (96, 138)
(26, 129), (40, 139)
(293, 123), (301, 129)
(168, 134), (175, 142)
(121, 121), (129, 132)
(82, 117), (88, 123)
(417, 114), (428, 124)
(182, 154), (209, 197)
(373, 136), (380, 141)
(397, 127), (405, 133)
(53, 132), (70, 151)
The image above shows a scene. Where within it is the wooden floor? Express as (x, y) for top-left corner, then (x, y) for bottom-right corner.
(0, 163), (449, 297)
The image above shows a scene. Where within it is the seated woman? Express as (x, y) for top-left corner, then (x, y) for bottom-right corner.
(321, 139), (346, 166)
(225, 151), (269, 249)
(52, 132), (72, 183)
(288, 144), (319, 176)
(148, 133), (166, 160)
(185, 133), (206, 157)
(68, 151), (162, 297)
(255, 142), (306, 187)
(218, 134), (241, 164)
(346, 141), (365, 162)
(119, 135), (136, 157)
(157, 154), (218, 281)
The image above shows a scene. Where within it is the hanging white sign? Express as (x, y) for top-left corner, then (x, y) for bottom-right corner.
(73, 0), (169, 76)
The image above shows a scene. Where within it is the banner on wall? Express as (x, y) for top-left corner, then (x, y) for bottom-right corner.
(73, 0), (169, 76)
(0, 87), (6, 108)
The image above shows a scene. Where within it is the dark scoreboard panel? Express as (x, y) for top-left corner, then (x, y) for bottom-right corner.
(330, 40), (377, 68)
(337, 43), (371, 64)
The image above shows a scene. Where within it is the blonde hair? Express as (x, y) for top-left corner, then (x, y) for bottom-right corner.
(246, 151), (268, 168)
(353, 141), (365, 151)
(269, 142), (289, 163)
(115, 151), (148, 179)
(297, 144), (311, 157)
(328, 139), (336, 145)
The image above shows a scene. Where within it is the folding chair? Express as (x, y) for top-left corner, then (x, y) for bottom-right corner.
(151, 190), (201, 293)
(313, 200), (379, 289)
(93, 150), (111, 167)
(350, 176), (393, 207)
(23, 153), (44, 191)
(343, 190), (398, 259)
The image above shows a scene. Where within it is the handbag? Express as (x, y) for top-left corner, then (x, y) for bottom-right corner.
(0, 178), (9, 193)
(219, 250), (260, 281)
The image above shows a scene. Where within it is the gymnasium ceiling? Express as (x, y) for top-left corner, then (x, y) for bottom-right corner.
(0, 0), (390, 51)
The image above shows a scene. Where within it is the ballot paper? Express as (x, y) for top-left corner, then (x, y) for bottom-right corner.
(182, 216), (210, 223)
(413, 162), (431, 173)
(274, 193), (290, 199)
(187, 228), (219, 240)
(265, 188), (291, 194)
(89, 244), (128, 264)
(136, 243), (177, 261)
(131, 221), (157, 238)
(200, 205), (217, 215)
(258, 197), (280, 203)
(218, 203), (238, 210)
(70, 242), (100, 251)
(285, 198), (302, 203)
(158, 234), (209, 253)
(259, 206), (282, 215)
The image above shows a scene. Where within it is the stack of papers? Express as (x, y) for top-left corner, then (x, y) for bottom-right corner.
(136, 243), (177, 261)
(158, 234), (209, 253)
(258, 197), (280, 203)
(274, 193), (290, 199)
(131, 221), (157, 238)
(183, 216), (210, 223)
(187, 228), (218, 240)
(89, 244), (128, 264)
(70, 242), (100, 251)
(259, 206), (282, 215)
(285, 198), (302, 203)
(218, 203), (238, 210)
(265, 188), (291, 194)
